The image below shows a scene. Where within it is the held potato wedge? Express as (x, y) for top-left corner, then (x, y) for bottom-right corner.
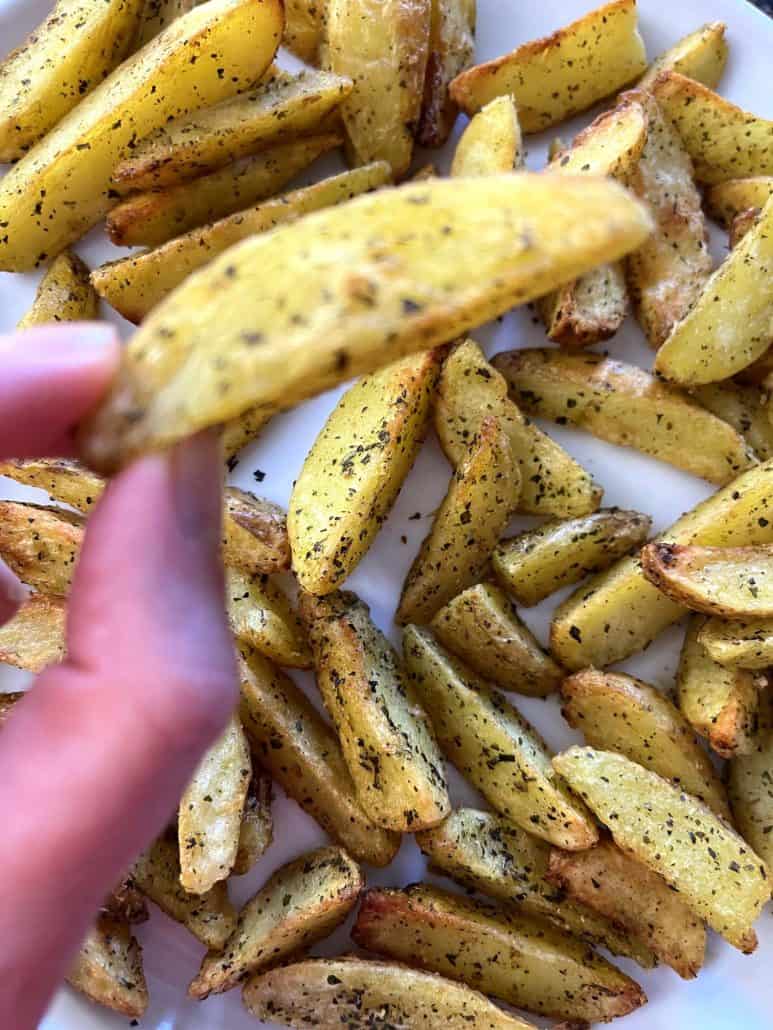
(0, 0), (283, 271)
(705, 177), (773, 228)
(450, 96), (522, 177)
(233, 771), (273, 875)
(238, 644), (400, 867)
(434, 339), (602, 518)
(80, 174), (653, 473)
(429, 582), (564, 697)
(403, 626), (598, 850)
(693, 382), (773, 462)
(638, 21), (728, 90)
(700, 615), (773, 670)
(729, 693), (773, 873)
(0, 594), (66, 673)
(243, 956), (538, 1029)
(284, 0), (327, 63)
(416, 0), (476, 148)
(494, 349), (754, 485)
(301, 591), (450, 832)
(397, 417), (519, 625)
(67, 916), (148, 1018)
(561, 668), (730, 818)
(226, 568), (311, 668)
(17, 252), (98, 329)
(492, 509), (652, 608)
(189, 846), (362, 998)
(553, 746), (770, 952)
(135, 0), (197, 48)
(547, 840), (706, 979)
(449, 0), (647, 133)
(289, 350), (442, 595)
(352, 884), (646, 1022)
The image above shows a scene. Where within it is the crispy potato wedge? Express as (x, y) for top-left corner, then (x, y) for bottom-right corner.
(0, 594), (66, 673)
(17, 252), (98, 329)
(415, 808), (656, 966)
(238, 644), (400, 866)
(547, 839), (706, 979)
(290, 351), (442, 595)
(352, 884), (645, 1022)
(705, 177), (773, 228)
(284, 0), (326, 63)
(554, 746), (770, 952)
(494, 348), (753, 485)
(135, 0), (196, 47)
(639, 21), (727, 90)
(449, 0), (646, 132)
(430, 582), (563, 697)
(693, 382), (773, 462)
(450, 96), (522, 176)
(417, 0), (476, 147)
(729, 693), (773, 873)
(302, 591), (449, 832)
(403, 626), (597, 849)
(0, 0), (144, 163)
(325, 0), (431, 176)
(0, 0), (282, 271)
(0, 692), (22, 727)
(434, 339), (602, 518)
(81, 173), (652, 472)
(226, 568), (310, 668)
(561, 668), (730, 818)
(493, 509), (651, 608)
(233, 771), (273, 876)
(700, 615), (773, 670)
(0, 502), (84, 596)
(68, 916), (148, 1017)
(244, 956), (537, 1029)
(397, 417), (519, 625)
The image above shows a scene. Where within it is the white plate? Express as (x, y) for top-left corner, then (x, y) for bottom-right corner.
(1, 0), (772, 1026)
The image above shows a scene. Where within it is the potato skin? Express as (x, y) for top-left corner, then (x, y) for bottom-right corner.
(705, 177), (773, 229)
(17, 252), (98, 328)
(416, 0), (476, 148)
(233, 771), (273, 876)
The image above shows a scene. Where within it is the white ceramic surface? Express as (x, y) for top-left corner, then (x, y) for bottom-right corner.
(1, 0), (772, 1027)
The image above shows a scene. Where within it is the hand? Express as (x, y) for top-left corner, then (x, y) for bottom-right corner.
(0, 326), (237, 1027)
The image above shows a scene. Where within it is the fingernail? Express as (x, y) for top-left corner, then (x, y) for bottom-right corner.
(3, 324), (120, 368)
(169, 430), (224, 542)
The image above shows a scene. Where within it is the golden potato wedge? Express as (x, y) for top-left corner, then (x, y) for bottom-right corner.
(301, 591), (449, 832)
(693, 382), (773, 462)
(554, 746), (770, 952)
(244, 956), (537, 1029)
(0, 0), (283, 271)
(223, 406), (277, 462)
(492, 509), (652, 608)
(705, 177), (773, 228)
(0, 594), (66, 673)
(547, 839), (706, 979)
(700, 615), (773, 670)
(284, 0), (326, 63)
(0, 0), (144, 163)
(135, 0), (196, 47)
(652, 71), (773, 185)
(729, 693), (773, 873)
(494, 348), (753, 485)
(403, 626), (597, 849)
(17, 252), (98, 329)
(352, 884), (645, 1022)
(233, 771), (273, 876)
(226, 568), (310, 668)
(449, 0), (646, 132)
(434, 339), (602, 518)
(417, 0), (476, 147)
(190, 846), (362, 998)
(638, 21), (727, 90)
(561, 668), (730, 818)
(107, 132), (341, 248)
(289, 351), (442, 595)
(550, 459), (773, 671)
(238, 644), (400, 866)
(450, 96), (522, 176)
(430, 582), (563, 697)
(68, 916), (148, 1018)
(80, 173), (653, 472)
(0, 692), (22, 727)
(0, 502), (84, 596)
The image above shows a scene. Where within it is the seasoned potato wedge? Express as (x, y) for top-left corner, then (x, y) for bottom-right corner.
(450, 96), (522, 176)
(430, 583), (563, 697)
(223, 406), (278, 462)
(554, 746), (770, 952)
(0, 594), (66, 673)
(68, 916), (148, 1018)
(700, 615), (773, 670)
(403, 626), (597, 849)
(238, 644), (400, 866)
(450, 0), (646, 132)
(547, 839), (706, 979)
(638, 21), (727, 90)
(705, 176), (773, 228)
(290, 351), (442, 595)
(135, 0), (196, 47)
(352, 884), (645, 1022)
(434, 340), (602, 518)
(416, 0), (476, 147)
(190, 846), (362, 998)
(693, 382), (773, 462)
(17, 252), (98, 329)
(0, 502), (84, 596)
(729, 693), (773, 873)
(226, 568), (310, 668)
(233, 771), (273, 876)
(284, 0), (327, 63)
(397, 417), (519, 625)
(244, 956), (537, 1029)
(0, 0), (283, 271)
(80, 173), (652, 472)
(493, 509), (651, 608)
(494, 349), (753, 485)
(561, 668), (730, 817)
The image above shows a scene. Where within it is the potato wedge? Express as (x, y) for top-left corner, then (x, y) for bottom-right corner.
(0, 594), (66, 673)
(705, 177), (773, 228)
(289, 350), (442, 595)
(430, 583), (563, 697)
(693, 382), (773, 462)
(223, 406), (277, 462)
(17, 252), (98, 329)
(554, 746), (770, 952)
(81, 173), (652, 471)
(434, 339), (602, 518)
(238, 644), (400, 866)
(638, 21), (727, 90)
(449, 0), (646, 133)
(284, 0), (326, 63)
(226, 568), (310, 668)
(0, 692), (22, 727)
(135, 0), (196, 47)
(450, 96), (522, 177)
(652, 71), (773, 185)
(494, 349), (753, 485)
(190, 846), (362, 998)
(0, 502), (84, 596)
(352, 884), (645, 1022)
(0, 0), (283, 271)
(737, 345), (773, 387)
(301, 591), (449, 832)
(107, 132), (341, 248)
(729, 693), (773, 873)
(178, 715), (251, 893)
(700, 615), (773, 670)
(233, 771), (273, 876)
(416, 0), (476, 147)
(67, 916), (148, 1018)
(561, 668), (730, 818)
(102, 878), (148, 926)
(547, 839), (706, 979)
(403, 626), (597, 849)
(244, 956), (537, 1029)
(493, 509), (652, 608)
